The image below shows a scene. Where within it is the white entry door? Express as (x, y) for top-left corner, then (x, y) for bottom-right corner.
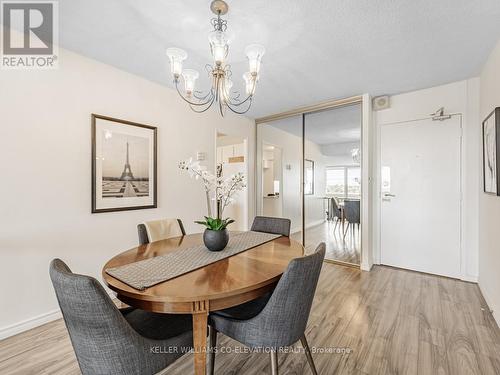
(380, 116), (461, 278)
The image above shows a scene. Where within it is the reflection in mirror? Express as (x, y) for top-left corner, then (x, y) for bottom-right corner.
(304, 104), (362, 265)
(257, 115), (303, 240)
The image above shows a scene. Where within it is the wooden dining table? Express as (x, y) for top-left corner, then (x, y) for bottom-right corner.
(102, 232), (304, 375)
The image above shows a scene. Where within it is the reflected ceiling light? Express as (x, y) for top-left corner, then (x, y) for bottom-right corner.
(351, 148), (361, 163)
(166, 0), (265, 117)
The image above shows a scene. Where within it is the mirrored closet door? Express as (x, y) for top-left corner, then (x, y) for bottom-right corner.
(304, 104), (362, 266)
(256, 115), (303, 242)
(256, 99), (364, 267)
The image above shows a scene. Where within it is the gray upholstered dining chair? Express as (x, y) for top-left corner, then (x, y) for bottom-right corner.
(213, 216), (292, 321)
(137, 218), (186, 245)
(251, 216), (291, 237)
(343, 200), (360, 238)
(208, 243), (326, 375)
(329, 197), (343, 231)
(49, 259), (193, 375)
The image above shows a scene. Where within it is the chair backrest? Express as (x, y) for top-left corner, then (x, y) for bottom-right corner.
(251, 243), (325, 348)
(250, 216), (291, 237)
(49, 259), (141, 374)
(343, 200), (360, 224)
(137, 218), (186, 245)
(330, 197), (341, 218)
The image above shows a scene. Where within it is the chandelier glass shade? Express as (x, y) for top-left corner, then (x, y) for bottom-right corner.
(351, 148), (361, 164)
(166, 0), (265, 116)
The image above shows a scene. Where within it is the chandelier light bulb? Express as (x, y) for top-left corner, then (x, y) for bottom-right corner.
(245, 44), (265, 74)
(243, 72), (256, 96)
(222, 78), (233, 100)
(182, 69), (199, 96)
(209, 31), (229, 65)
(166, 47), (187, 77)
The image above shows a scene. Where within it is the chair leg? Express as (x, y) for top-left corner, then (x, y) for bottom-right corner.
(270, 349), (278, 375)
(334, 218), (338, 231)
(207, 326), (217, 375)
(300, 335), (318, 375)
(343, 223), (349, 239)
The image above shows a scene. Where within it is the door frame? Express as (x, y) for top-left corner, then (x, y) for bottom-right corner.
(259, 141), (284, 218)
(374, 114), (467, 279)
(215, 130), (249, 230)
(255, 94), (373, 270)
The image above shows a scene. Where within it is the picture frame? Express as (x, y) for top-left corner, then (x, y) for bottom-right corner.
(482, 107), (500, 195)
(304, 159), (314, 195)
(91, 114), (157, 213)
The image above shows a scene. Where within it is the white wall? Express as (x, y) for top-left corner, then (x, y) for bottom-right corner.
(478, 39), (500, 325)
(374, 79), (480, 282)
(0, 47), (255, 338)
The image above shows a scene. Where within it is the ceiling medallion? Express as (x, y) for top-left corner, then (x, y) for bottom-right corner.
(166, 0), (265, 116)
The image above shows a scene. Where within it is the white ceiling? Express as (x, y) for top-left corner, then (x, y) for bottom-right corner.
(59, 0), (500, 118)
(266, 104), (361, 145)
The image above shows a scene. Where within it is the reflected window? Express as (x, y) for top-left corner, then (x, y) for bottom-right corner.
(326, 167), (345, 196)
(326, 166), (361, 199)
(347, 167), (361, 198)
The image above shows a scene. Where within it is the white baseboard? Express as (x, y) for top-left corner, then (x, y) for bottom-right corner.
(478, 282), (500, 328)
(291, 220), (326, 235)
(360, 262), (373, 271)
(0, 290), (117, 340)
(461, 274), (478, 283)
(0, 309), (62, 340)
(305, 220), (326, 230)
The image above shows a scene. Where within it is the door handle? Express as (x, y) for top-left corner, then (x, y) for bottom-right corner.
(383, 193), (396, 197)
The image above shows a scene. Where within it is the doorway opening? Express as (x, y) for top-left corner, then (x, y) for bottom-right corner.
(216, 132), (249, 231)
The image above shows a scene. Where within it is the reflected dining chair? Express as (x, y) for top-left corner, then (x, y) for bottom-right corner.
(208, 243), (326, 375)
(330, 197), (343, 232)
(343, 200), (360, 239)
(250, 216), (291, 237)
(49, 259), (193, 375)
(137, 218), (186, 245)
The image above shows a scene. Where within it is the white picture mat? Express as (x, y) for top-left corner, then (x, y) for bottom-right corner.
(483, 114), (497, 194)
(94, 117), (155, 210)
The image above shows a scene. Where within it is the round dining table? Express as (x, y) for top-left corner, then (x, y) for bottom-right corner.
(102, 232), (304, 375)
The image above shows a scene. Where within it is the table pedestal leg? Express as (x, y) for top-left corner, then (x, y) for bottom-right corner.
(192, 301), (209, 375)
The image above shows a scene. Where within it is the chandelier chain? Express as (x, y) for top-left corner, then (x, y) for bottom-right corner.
(211, 13), (227, 32)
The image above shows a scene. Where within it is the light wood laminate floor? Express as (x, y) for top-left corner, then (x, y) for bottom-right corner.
(292, 221), (361, 265)
(1, 264), (499, 375)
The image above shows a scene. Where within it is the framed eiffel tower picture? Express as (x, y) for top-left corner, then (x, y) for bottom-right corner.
(91, 114), (157, 213)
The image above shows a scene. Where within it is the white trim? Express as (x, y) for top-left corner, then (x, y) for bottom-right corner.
(215, 129), (250, 230)
(479, 283), (500, 327)
(0, 309), (62, 340)
(360, 262), (373, 271)
(305, 219), (326, 230)
(462, 274), (479, 283)
(0, 290), (117, 340)
(361, 93), (373, 270)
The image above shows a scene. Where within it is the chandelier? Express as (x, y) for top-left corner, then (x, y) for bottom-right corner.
(351, 148), (361, 163)
(166, 0), (265, 116)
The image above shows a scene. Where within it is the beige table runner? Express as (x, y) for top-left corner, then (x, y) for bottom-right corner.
(105, 231), (281, 290)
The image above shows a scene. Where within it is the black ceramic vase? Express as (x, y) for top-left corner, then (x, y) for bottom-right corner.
(203, 228), (229, 252)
